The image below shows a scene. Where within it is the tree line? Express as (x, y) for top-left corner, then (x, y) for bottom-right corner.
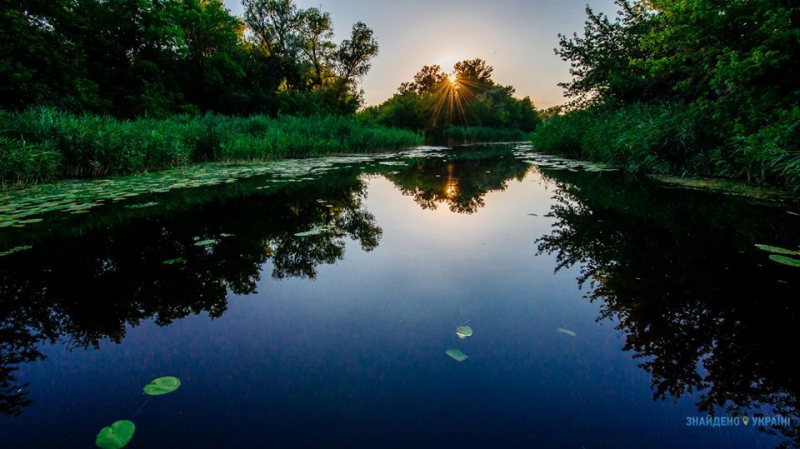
(360, 59), (542, 138)
(0, 0), (379, 117)
(533, 0), (800, 190)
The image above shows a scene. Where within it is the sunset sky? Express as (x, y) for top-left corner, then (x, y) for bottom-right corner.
(223, 0), (619, 108)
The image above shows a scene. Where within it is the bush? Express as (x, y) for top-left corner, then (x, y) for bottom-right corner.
(437, 126), (533, 144)
(533, 103), (709, 175)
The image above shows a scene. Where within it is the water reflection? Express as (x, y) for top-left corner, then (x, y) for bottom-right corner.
(385, 147), (529, 214)
(0, 148), (531, 419)
(536, 170), (800, 447)
(2, 147), (799, 449)
(0, 175), (380, 416)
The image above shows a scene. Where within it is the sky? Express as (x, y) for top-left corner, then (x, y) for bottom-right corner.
(223, 0), (619, 108)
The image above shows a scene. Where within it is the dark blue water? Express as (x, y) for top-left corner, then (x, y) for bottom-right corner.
(1, 145), (798, 448)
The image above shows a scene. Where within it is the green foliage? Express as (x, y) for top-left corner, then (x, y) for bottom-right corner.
(540, 0), (800, 191)
(0, 136), (62, 188)
(533, 103), (708, 175)
(143, 376), (181, 395)
(0, 0), (379, 117)
(361, 59), (541, 141)
(439, 126), (533, 144)
(95, 420), (135, 449)
(0, 108), (422, 187)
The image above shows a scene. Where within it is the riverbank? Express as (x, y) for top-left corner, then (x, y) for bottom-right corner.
(531, 103), (800, 193)
(0, 108), (423, 189)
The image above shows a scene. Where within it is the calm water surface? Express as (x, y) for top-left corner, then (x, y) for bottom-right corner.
(1, 145), (798, 448)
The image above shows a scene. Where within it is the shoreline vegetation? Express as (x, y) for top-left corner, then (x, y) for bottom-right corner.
(1, 0), (535, 192)
(530, 1), (800, 193)
(0, 108), (421, 189)
(3, 0), (799, 194)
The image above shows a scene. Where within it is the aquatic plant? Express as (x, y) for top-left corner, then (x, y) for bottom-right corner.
(95, 420), (135, 449)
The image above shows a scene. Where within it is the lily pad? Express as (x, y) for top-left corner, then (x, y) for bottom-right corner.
(446, 349), (469, 362)
(557, 328), (577, 337)
(96, 420), (135, 449)
(194, 239), (218, 247)
(163, 258), (187, 265)
(755, 244), (798, 256)
(220, 233), (236, 238)
(0, 246), (33, 257)
(456, 326), (473, 339)
(126, 202), (159, 209)
(294, 226), (333, 237)
(143, 376), (181, 396)
(769, 255), (800, 268)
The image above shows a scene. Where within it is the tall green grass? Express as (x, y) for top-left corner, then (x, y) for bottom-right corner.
(532, 102), (800, 191)
(532, 103), (707, 174)
(436, 126), (533, 145)
(0, 108), (423, 188)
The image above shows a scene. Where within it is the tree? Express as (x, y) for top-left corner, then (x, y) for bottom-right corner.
(453, 58), (494, 87)
(330, 21), (378, 111)
(298, 7), (335, 87)
(175, 0), (248, 113)
(242, 0), (300, 58)
(410, 65), (447, 95)
(334, 22), (379, 88)
(555, 1), (656, 108)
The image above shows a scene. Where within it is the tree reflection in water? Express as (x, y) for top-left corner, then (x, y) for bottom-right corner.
(536, 170), (800, 448)
(0, 175), (380, 417)
(385, 147), (530, 214)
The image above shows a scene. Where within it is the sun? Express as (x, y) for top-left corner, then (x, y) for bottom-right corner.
(448, 73), (457, 83)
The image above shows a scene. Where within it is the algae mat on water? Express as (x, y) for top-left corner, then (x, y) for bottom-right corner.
(0, 153), (419, 233)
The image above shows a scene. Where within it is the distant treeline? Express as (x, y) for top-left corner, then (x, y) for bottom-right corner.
(360, 60), (542, 141)
(0, 0), (379, 117)
(533, 0), (800, 191)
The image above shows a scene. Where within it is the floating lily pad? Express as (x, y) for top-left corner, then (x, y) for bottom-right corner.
(96, 420), (135, 449)
(446, 349), (469, 362)
(220, 233), (236, 238)
(769, 255), (800, 268)
(0, 246), (33, 257)
(755, 244), (798, 256)
(163, 258), (187, 265)
(557, 328), (577, 337)
(143, 376), (181, 396)
(194, 239), (218, 247)
(294, 225), (334, 237)
(456, 326), (473, 339)
(126, 202), (159, 209)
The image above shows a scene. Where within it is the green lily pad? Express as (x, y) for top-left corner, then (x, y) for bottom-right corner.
(143, 376), (181, 396)
(755, 244), (798, 256)
(96, 420), (135, 449)
(557, 328), (577, 337)
(446, 349), (469, 362)
(220, 233), (236, 238)
(294, 226), (333, 237)
(163, 258), (187, 265)
(126, 202), (159, 209)
(194, 239), (218, 247)
(456, 326), (473, 339)
(0, 246), (33, 257)
(769, 255), (800, 268)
